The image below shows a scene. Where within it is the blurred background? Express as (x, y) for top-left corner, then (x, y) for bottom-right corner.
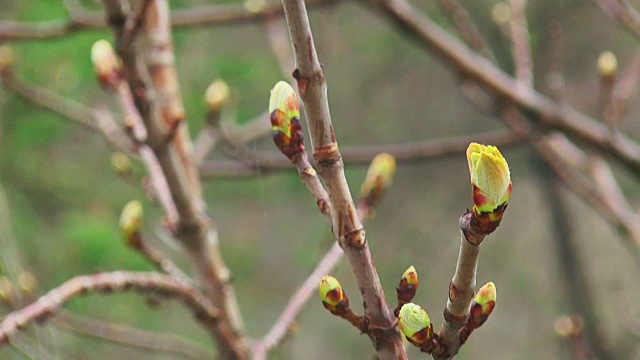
(1, 0), (640, 359)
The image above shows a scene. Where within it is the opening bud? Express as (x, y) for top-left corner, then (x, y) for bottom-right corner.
(119, 200), (143, 247)
(319, 275), (348, 314)
(269, 81), (304, 159)
(205, 79), (230, 112)
(398, 303), (434, 347)
(466, 143), (511, 233)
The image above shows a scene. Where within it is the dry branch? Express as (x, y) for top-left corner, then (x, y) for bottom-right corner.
(0, 272), (218, 346)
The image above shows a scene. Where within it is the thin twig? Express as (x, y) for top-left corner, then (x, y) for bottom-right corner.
(54, 311), (214, 360)
(0, 271), (219, 346)
(596, 0), (640, 42)
(281, 0), (406, 358)
(508, 0), (533, 88)
(0, 70), (134, 153)
(0, 0), (338, 41)
(253, 198), (376, 358)
(201, 130), (523, 177)
(538, 158), (615, 360)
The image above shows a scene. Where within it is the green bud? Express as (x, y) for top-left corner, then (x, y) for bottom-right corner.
(269, 81), (304, 159)
(319, 275), (348, 314)
(398, 303), (434, 347)
(119, 200), (143, 246)
(205, 79), (230, 112)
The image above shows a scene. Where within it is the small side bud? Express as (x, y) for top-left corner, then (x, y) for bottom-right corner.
(16, 272), (37, 296)
(119, 200), (143, 247)
(319, 275), (348, 315)
(398, 303), (434, 347)
(466, 143), (512, 234)
(359, 153), (397, 211)
(269, 81), (304, 159)
(468, 282), (497, 329)
(205, 79), (230, 113)
(0, 45), (15, 73)
(397, 265), (419, 306)
(597, 51), (618, 79)
(111, 152), (132, 175)
(91, 40), (120, 87)
(243, 0), (266, 13)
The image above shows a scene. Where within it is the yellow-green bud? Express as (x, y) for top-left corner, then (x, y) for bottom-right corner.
(0, 45), (15, 72)
(401, 265), (418, 288)
(319, 275), (347, 314)
(243, 0), (266, 13)
(269, 81), (304, 159)
(398, 303), (433, 347)
(111, 152), (131, 175)
(119, 200), (143, 246)
(205, 79), (230, 112)
(16, 272), (37, 295)
(597, 51), (618, 79)
(359, 153), (397, 208)
(467, 143), (511, 212)
(468, 282), (497, 329)
(91, 40), (120, 85)
(474, 281), (497, 315)
(491, 3), (511, 25)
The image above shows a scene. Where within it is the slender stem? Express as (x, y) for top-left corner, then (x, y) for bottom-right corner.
(54, 311), (214, 360)
(281, 0), (406, 358)
(434, 213), (484, 359)
(252, 242), (343, 359)
(0, 272), (219, 346)
(537, 159), (615, 360)
(201, 130), (522, 177)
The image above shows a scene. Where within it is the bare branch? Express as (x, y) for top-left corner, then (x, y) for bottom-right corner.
(0, 69), (134, 154)
(0, 272), (219, 346)
(200, 130), (522, 178)
(54, 311), (214, 360)
(508, 0), (533, 88)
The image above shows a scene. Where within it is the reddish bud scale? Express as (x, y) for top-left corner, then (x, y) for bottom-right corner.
(405, 324), (435, 348)
(471, 202), (508, 234)
(270, 112), (305, 159)
(467, 300), (495, 329)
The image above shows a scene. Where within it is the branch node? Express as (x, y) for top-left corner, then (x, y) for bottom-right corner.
(342, 228), (366, 248)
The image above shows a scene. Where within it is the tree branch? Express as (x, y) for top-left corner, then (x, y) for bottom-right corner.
(0, 272), (218, 346)
(281, 0), (406, 358)
(368, 0), (640, 177)
(54, 311), (214, 360)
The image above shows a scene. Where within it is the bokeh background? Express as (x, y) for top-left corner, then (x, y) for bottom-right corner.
(1, 0), (640, 359)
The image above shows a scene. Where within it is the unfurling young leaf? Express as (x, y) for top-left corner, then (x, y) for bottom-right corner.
(466, 143), (512, 233)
